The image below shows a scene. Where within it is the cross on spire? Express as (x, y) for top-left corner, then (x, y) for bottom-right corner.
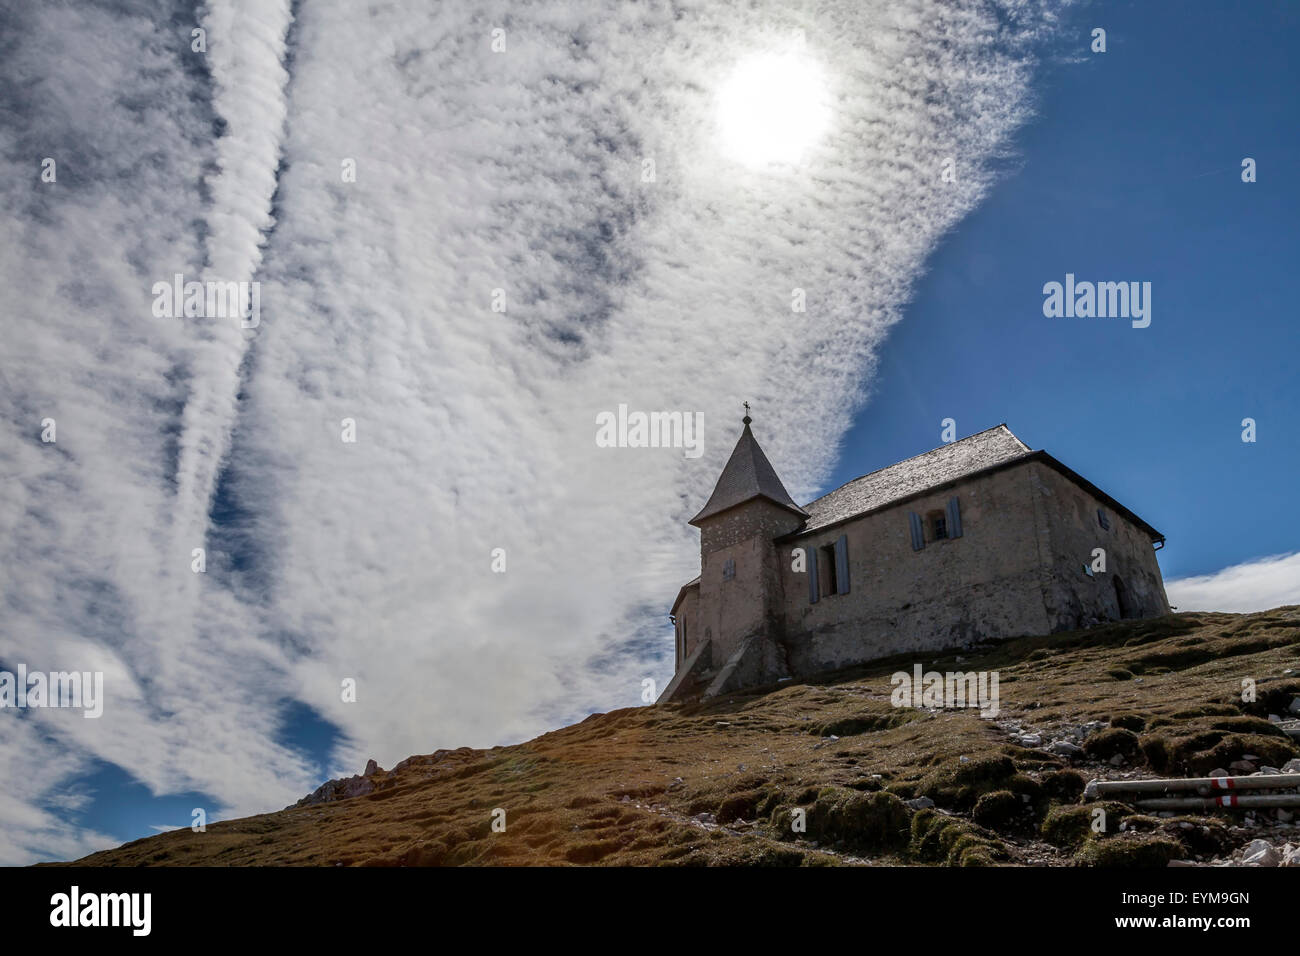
(742, 401), (752, 425)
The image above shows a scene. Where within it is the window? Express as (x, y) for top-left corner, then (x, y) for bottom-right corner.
(722, 557), (735, 581)
(927, 509), (948, 541)
(1097, 508), (1110, 530)
(819, 544), (838, 597)
(810, 534), (850, 601)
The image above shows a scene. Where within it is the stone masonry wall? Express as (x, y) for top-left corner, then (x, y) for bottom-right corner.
(777, 465), (1053, 674)
(1026, 460), (1169, 629)
(696, 499), (804, 668)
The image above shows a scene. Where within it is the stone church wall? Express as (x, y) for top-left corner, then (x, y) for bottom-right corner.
(1027, 460), (1170, 629)
(777, 464), (1053, 673)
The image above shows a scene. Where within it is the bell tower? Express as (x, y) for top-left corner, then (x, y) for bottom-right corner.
(688, 408), (808, 694)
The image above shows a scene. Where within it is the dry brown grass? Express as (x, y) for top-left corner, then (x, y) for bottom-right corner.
(53, 607), (1300, 867)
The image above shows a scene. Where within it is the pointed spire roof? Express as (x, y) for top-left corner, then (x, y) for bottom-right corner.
(690, 413), (809, 526)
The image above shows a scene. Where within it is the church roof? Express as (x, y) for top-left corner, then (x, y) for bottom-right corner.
(796, 424), (1031, 533)
(689, 420), (810, 526)
(788, 423), (1162, 542)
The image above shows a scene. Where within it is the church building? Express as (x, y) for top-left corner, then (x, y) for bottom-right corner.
(660, 415), (1170, 703)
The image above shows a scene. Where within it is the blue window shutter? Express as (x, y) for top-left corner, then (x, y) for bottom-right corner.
(946, 497), (962, 538)
(807, 546), (819, 603)
(909, 512), (925, 550)
(834, 534), (850, 594)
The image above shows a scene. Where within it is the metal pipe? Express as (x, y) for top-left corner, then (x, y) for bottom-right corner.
(1134, 794), (1300, 811)
(1088, 773), (1300, 796)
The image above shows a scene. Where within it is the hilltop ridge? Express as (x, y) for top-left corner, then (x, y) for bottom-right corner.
(58, 608), (1300, 867)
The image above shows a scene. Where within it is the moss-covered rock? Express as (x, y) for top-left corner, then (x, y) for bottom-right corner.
(811, 712), (915, 737)
(1141, 729), (1298, 776)
(1110, 714), (1146, 732)
(1041, 802), (1133, 848)
(1083, 728), (1142, 761)
(1078, 834), (1185, 867)
(1041, 769), (1087, 802)
(972, 790), (1022, 830)
(716, 789), (764, 824)
(909, 809), (1006, 866)
(800, 787), (912, 852)
(917, 755), (1019, 810)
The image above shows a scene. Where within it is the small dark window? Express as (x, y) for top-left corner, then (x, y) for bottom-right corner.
(1097, 508), (1110, 530)
(927, 509), (947, 541)
(820, 544), (838, 597)
(722, 558), (735, 581)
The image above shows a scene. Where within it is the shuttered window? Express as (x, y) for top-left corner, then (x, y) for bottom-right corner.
(834, 534), (850, 595)
(946, 497), (963, 538)
(909, 512), (925, 550)
(807, 546), (819, 604)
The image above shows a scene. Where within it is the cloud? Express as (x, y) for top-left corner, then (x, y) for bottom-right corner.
(1166, 553), (1300, 614)
(0, 0), (1063, 863)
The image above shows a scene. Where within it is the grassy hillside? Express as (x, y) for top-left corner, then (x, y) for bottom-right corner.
(58, 608), (1300, 867)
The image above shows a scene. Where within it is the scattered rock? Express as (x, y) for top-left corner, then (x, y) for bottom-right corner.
(1282, 759), (1300, 773)
(1229, 760), (1256, 773)
(906, 796), (935, 810)
(1049, 741), (1083, 756)
(1240, 840), (1278, 866)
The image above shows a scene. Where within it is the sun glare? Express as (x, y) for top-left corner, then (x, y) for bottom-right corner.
(716, 51), (831, 168)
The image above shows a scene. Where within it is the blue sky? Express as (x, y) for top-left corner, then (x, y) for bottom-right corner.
(831, 0), (1300, 583)
(2, 0), (1297, 865)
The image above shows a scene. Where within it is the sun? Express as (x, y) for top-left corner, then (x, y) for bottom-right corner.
(716, 51), (831, 168)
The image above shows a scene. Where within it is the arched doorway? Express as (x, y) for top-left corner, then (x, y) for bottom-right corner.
(1113, 575), (1133, 620)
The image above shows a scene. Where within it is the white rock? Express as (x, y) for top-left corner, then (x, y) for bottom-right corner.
(907, 797), (936, 810)
(1019, 733), (1043, 747)
(1282, 759), (1300, 773)
(1210, 767), (1230, 778)
(1050, 740), (1083, 756)
(1242, 843), (1279, 867)
(1240, 838), (1272, 859)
